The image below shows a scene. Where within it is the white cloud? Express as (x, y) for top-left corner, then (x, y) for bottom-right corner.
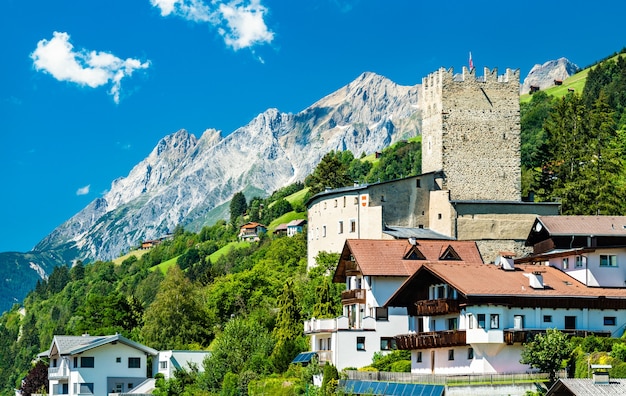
(218, 0), (274, 50)
(76, 185), (91, 196)
(151, 0), (274, 51)
(31, 32), (150, 103)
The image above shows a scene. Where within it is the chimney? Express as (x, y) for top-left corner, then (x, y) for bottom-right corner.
(525, 271), (544, 289)
(498, 255), (515, 271)
(591, 364), (611, 384)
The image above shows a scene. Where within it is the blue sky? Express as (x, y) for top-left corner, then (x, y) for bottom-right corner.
(1, 0), (625, 253)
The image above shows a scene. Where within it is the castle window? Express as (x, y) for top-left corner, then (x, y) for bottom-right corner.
(350, 219), (356, 233)
(416, 179), (421, 188)
(343, 197), (346, 207)
(334, 199), (337, 207)
(338, 221), (343, 234)
(354, 197), (358, 205)
(322, 225), (326, 237)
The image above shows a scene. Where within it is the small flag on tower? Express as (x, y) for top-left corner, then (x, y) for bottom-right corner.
(469, 52), (473, 70)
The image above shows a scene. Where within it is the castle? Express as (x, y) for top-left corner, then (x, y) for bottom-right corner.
(307, 66), (558, 268)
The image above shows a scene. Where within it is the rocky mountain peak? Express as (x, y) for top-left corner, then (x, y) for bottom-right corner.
(33, 72), (422, 261)
(520, 57), (579, 94)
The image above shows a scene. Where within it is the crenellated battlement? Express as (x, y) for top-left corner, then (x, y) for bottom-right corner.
(422, 66), (520, 92)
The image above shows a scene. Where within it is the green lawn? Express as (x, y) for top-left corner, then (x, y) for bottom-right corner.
(268, 211), (307, 231)
(112, 249), (149, 265)
(151, 255), (180, 273)
(209, 241), (251, 262)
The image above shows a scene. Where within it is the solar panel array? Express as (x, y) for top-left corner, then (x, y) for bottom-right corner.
(340, 380), (444, 396)
(291, 351), (318, 364)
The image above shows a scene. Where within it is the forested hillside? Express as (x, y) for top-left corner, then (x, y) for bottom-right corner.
(0, 139), (421, 395)
(6, 50), (626, 394)
(521, 51), (626, 214)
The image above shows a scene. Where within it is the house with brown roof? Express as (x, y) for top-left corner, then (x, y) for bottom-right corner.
(517, 216), (626, 287)
(385, 256), (626, 375)
(303, 238), (483, 370)
(238, 222), (267, 241)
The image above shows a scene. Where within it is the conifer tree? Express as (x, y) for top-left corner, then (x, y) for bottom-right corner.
(271, 279), (305, 372)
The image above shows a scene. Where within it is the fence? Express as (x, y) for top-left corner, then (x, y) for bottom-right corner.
(344, 370), (555, 386)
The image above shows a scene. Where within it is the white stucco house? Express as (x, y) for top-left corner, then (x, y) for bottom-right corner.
(384, 217), (626, 375)
(154, 350), (211, 380)
(40, 334), (157, 396)
(303, 238), (484, 370)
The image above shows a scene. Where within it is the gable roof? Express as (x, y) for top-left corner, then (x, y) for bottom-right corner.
(526, 216), (626, 246)
(386, 261), (626, 308)
(539, 216), (626, 236)
(240, 222), (266, 230)
(44, 334), (157, 357)
(546, 378), (626, 395)
(333, 239), (483, 283)
(287, 219), (306, 227)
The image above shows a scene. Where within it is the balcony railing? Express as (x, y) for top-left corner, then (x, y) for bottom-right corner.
(48, 365), (69, 380)
(345, 262), (359, 276)
(341, 288), (366, 305)
(504, 329), (611, 345)
(395, 330), (466, 350)
(414, 298), (460, 316)
(316, 350), (333, 363)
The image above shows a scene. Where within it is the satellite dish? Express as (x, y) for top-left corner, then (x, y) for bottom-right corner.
(535, 222), (543, 232)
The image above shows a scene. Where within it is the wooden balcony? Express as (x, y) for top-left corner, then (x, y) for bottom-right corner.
(345, 261), (360, 276)
(395, 330), (466, 350)
(415, 298), (460, 316)
(504, 329), (611, 345)
(341, 288), (366, 305)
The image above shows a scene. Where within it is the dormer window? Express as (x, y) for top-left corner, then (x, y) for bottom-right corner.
(404, 246), (426, 260)
(440, 245), (461, 261)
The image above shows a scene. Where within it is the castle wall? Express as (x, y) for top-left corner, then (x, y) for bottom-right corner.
(420, 67), (521, 201)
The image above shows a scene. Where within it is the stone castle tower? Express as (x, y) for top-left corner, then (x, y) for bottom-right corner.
(419, 66), (521, 201)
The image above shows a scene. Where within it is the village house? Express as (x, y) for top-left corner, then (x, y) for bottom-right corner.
(384, 228), (626, 375)
(154, 350), (211, 380)
(41, 334), (157, 396)
(286, 219), (306, 237)
(303, 238), (483, 370)
(237, 222), (267, 241)
(517, 216), (626, 288)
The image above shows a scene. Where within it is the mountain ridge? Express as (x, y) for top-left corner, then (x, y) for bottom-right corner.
(34, 72), (420, 262)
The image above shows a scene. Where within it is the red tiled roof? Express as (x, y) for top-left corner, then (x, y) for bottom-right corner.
(240, 222), (265, 230)
(333, 239), (483, 282)
(538, 216), (626, 236)
(423, 262), (626, 298)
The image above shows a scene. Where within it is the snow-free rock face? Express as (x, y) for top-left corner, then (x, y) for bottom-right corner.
(34, 72), (420, 261)
(520, 57), (579, 94)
